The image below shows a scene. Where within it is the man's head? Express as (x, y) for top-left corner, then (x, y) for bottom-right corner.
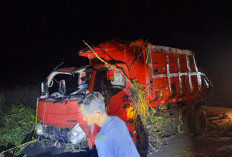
(80, 92), (107, 126)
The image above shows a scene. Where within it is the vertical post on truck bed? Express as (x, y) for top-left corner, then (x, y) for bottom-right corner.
(147, 45), (154, 98)
(166, 54), (172, 95)
(193, 55), (202, 90)
(176, 55), (183, 95)
(186, 55), (193, 92)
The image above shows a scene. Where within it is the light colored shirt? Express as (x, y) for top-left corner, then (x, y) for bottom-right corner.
(95, 116), (140, 157)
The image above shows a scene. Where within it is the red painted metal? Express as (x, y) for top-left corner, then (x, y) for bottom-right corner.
(37, 99), (98, 148)
(79, 39), (211, 108)
(38, 99), (82, 128)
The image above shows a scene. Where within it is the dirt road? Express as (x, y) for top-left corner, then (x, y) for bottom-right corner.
(148, 131), (232, 157)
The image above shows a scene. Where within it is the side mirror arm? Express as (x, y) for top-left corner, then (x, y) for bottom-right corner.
(41, 81), (48, 98)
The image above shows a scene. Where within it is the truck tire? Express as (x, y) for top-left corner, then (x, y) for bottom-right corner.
(188, 106), (207, 136)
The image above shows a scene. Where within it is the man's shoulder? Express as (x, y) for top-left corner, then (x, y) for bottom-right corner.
(110, 116), (124, 123)
(96, 117), (121, 140)
(101, 116), (125, 132)
(109, 116), (128, 131)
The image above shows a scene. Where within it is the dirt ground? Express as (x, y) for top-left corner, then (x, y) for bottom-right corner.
(147, 130), (232, 157)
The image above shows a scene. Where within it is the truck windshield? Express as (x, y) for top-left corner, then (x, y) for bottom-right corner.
(47, 67), (92, 98)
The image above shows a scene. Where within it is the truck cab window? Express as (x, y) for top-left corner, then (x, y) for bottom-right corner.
(47, 68), (93, 98)
(93, 69), (126, 104)
(49, 73), (79, 96)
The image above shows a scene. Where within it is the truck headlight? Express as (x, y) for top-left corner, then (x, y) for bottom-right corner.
(67, 124), (86, 145)
(36, 122), (45, 136)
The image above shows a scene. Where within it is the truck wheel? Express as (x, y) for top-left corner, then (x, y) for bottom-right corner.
(188, 107), (207, 136)
(134, 117), (148, 157)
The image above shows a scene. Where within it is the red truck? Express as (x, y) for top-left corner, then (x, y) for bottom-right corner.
(36, 39), (212, 154)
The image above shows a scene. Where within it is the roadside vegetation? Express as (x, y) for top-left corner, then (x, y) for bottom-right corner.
(0, 85), (39, 157)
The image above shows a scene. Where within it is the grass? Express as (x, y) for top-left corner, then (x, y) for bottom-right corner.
(0, 104), (35, 156)
(147, 109), (182, 149)
(0, 85), (38, 156)
(0, 104), (35, 147)
(132, 80), (182, 150)
(131, 79), (151, 126)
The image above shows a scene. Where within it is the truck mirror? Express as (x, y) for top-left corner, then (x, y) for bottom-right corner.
(111, 72), (126, 86)
(58, 80), (66, 95)
(41, 81), (48, 96)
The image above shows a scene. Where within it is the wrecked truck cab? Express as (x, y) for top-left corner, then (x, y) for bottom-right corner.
(37, 66), (99, 152)
(36, 65), (129, 153)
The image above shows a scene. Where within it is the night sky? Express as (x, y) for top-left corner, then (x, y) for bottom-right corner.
(1, 0), (232, 102)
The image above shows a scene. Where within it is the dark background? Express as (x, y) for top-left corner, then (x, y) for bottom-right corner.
(1, 0), (232, 103)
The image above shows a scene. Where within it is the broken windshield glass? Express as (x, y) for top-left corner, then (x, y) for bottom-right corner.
(47, 67), (92, 98)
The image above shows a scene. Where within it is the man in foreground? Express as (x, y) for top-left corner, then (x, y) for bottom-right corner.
(79, 92), (140, 157)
